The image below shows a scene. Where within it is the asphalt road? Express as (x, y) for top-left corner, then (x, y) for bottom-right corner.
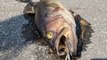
(0, 0), (107, 60)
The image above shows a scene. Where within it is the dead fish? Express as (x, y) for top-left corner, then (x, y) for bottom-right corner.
(23, 0), (90, 60)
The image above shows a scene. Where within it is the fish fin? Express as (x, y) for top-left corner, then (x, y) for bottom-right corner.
(23, 3), (37, 14)
(69, 9), (90, 39)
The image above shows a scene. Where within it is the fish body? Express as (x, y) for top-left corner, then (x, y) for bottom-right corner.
(22, 0), (91, 60)
(34, 0), (78, 56)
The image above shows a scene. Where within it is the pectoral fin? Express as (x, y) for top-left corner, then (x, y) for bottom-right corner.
(69, 9), (90, 39)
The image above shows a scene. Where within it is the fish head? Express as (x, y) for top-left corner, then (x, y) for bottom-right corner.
(46, 27), (77, 57)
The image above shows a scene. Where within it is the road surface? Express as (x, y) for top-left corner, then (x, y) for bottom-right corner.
(0, 0), (107, 60)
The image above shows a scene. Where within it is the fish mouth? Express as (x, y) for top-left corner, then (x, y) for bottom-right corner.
(54, 27), (73, 57)
(57, 35), (67, 56)
(55, 35), (73, 60)
(56, 35), (73, 56)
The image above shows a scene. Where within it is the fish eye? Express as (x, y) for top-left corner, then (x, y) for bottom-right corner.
(46, 32), (53, 40)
